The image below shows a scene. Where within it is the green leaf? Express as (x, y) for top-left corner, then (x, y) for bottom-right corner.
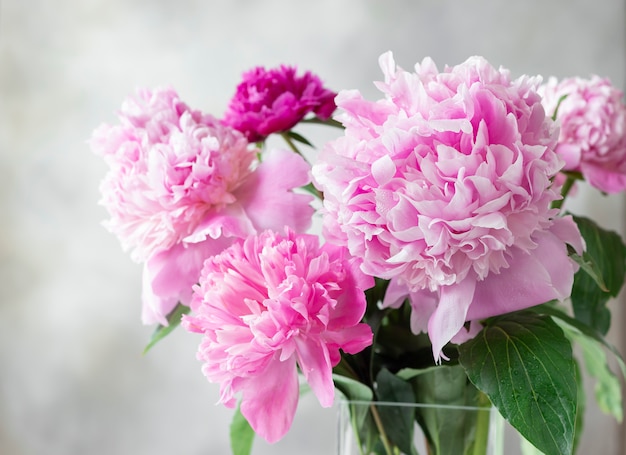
(458, 312), (577, 455)
(559, 320), (623, 422)
(530, 304), (626, 381)
(334, 374), (380, 453)
(413, 364), (488, 455)
(333, 373), (374, 403)
(286, 130), (314, 147)
(551, 94), (569, 121)
(570, 215), (626, 335)
(300, 116), (345, 129)
(396, 365), (442, 381)
(375, 368), (417, 455)
(230, 403), (255, 455)
(568, 246), (608, 292)
(142, 302), (190, 354)
(572, 359), (585, 454)
(333, 373), (374, 432)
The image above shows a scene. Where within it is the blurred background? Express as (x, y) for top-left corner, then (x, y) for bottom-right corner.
(1, 1), (625, 454)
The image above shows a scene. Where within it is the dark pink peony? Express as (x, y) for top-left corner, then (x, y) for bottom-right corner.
(91, 88), (314, 324)
(182, 229), (373, 443)
(540, 76), (626, 193)
(312, 52), (584, 361)
(222, 65), (337, 142)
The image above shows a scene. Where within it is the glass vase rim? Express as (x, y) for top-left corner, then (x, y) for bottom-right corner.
(338, 399), (493, 412)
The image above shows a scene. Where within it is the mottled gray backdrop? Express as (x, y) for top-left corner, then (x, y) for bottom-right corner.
(1, 1), (625, 454)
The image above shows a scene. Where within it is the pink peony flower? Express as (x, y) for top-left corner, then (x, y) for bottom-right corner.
(222, 65), (337, 142)
(540, 76), (626, 193)
(182, 229), (373, 443)
(91, 88), (314, 324)
(312, 52), (584, 361)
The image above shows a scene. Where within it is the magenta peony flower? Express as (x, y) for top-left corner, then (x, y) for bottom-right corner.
(222, 65), (337, 142)
(312, 52), (584, 361)
(182, 229), (373, 443)
(91, 88), (314, 324)
(540, 76), (626, 193)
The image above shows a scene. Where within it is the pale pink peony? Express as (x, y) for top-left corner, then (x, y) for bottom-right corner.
(182, 229), (373, 443)
(312, 52), (584, 361)
(540, 75), (626, 193)
(91, 88), (314, 324)
(222, 65), (337, 142)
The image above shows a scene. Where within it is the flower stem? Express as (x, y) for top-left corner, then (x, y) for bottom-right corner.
(471, 392), (492, 455)
(552, 172), (581, 210)
(369, 403), (395, 455)
(281, 132), (304, 156)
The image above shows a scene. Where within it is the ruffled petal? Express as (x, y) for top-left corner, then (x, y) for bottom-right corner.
(184, 203), (255, 244)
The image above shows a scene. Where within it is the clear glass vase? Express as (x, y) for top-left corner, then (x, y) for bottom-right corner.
(337, 400), (506, 455)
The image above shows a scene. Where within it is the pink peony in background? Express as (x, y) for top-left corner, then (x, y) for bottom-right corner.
(312, 52), (584, 360)
(91, 88), (314, 325)
(91, 87), (256, 262)
(540, 75), (626, 193)
(182, 229), (373, 443)
(222, 65), (337, 142)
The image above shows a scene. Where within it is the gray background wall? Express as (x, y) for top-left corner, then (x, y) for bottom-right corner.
(1, 1), (624, 454)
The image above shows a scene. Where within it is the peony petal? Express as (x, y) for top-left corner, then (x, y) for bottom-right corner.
(467, 226), (578, 321)
(450, 320), (483, 345)
(581, 162), (626, 194)
(371, 154), (396, 186)
(428, 278), (476, 362)
(381, 278), (410, 308)
(325, 324), (373, 356)
(550, 215), (585, 255)
(295, 337), (335, 407)
(235, 148), (314, 233)
(141, 237), (234, 325)
(184, 203), (255, 243)
(240, 356), (299, 444)
(407, 288), (439, 335)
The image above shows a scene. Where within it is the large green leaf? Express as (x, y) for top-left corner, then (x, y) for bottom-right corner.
(413, 364), (489, 455)
(571, 215), (626, 335)
(333, 373), (376, 451)
(375, 368), (417, 455)
(458, 312), (577, 455)
(530, 304), (626, 380)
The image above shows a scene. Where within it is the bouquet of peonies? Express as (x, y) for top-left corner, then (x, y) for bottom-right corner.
(91, 52), (626, 455)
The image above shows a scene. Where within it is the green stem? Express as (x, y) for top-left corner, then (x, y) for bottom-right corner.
(471, 392), (492, 455)
(369, 403), (396, 455)
(280, 132), (303, 156)
(552, 172), (581, 210)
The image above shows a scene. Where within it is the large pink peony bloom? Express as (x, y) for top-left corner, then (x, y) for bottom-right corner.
(540, 76), (626, 193)
(91, 88), (314, 325)
(182, 229), (373, 443)
(222, 65), (337, 142)
(312, 52), (584, 361)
